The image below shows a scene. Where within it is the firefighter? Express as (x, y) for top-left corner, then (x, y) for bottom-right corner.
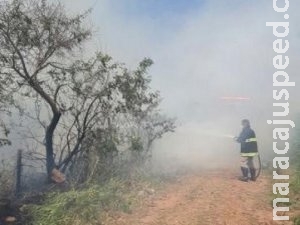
(235, 119), (258, 182)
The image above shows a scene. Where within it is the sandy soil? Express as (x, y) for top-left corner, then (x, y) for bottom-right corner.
(105, 169), (293, 225)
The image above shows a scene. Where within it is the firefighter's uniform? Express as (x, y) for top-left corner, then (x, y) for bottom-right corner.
(236, 125), (258, 181)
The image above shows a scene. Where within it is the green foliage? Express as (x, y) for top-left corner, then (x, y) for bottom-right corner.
(23, 179), (134, 225)
(294, 216), (300, 225)
(62, 53), (175, 183)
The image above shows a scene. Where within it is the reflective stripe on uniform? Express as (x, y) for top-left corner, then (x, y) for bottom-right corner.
(240, 152), (258, 157)
(245, 138), (257, 143)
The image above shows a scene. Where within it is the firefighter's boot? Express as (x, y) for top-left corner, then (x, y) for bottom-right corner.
(239, 167), (249, 182)
(250, 168), (256, 181)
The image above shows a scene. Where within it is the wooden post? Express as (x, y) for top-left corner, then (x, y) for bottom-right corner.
(15, 149), (22, 198)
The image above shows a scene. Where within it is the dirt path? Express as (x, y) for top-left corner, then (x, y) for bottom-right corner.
(107, 170), (292, 225)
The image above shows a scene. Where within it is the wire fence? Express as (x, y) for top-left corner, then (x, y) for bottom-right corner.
(0, 149), (48, 199)
(20, 151), (48, 194)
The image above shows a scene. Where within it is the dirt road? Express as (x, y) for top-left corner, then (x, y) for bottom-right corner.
(107, 169), (292, 225)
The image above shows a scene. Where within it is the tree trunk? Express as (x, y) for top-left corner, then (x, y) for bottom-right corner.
(45, 112), (61, 179)
(15, 150), (22, 198)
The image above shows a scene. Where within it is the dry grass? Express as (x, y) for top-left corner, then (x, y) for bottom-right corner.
(22, 172), (163, 225)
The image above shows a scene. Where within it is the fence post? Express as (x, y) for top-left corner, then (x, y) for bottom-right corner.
(15, 149), (22, 198)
